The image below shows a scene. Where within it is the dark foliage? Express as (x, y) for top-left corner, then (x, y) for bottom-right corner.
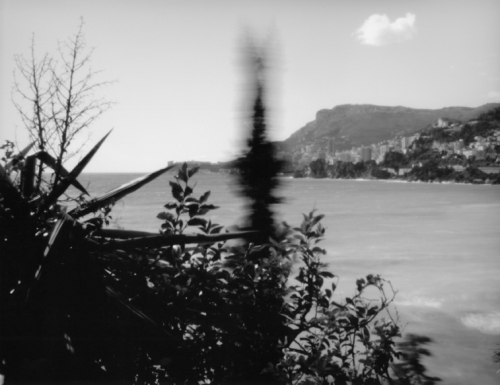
(393, 334), (441, 385)
(309, 158), (329, 178)
(381, 152), (407, 174)
(1, 33), (441, 385)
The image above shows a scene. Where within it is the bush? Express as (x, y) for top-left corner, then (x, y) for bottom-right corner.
(1, 156), (442, 384)
(1, 40), (439, 385)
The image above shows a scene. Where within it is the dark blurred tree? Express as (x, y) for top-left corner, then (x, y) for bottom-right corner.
(235, 49), (283, 242)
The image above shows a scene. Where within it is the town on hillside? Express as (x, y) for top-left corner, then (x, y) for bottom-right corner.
(277, 107), (500, 184)
(175, 107), (500, 184)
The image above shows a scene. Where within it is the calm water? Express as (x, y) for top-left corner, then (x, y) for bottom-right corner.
(71, 172), (500, 384)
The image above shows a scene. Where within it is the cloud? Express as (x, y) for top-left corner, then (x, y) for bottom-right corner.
(461, 312), (500, 335)
(487, 90), (500, 99)
(355, 13), (417, 46)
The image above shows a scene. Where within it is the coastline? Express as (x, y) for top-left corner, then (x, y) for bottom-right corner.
(292, 174), (500, 185)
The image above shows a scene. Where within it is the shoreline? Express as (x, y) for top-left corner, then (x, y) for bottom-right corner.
(291, 175), (500, 186)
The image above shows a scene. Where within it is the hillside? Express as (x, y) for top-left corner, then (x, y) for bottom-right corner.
(278, 103), (500, 151)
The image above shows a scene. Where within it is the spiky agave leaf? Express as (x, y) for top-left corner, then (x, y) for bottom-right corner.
(97, 230), (258, 251)
(94, 229), (158, 239)
(5, 141), (36, 172)
(69, 164), (176, 219)
(0, 163), (15, 190)
(20, 155), (37, 198)
(44, 130), (112, 209)
(33, 151), (89, 195)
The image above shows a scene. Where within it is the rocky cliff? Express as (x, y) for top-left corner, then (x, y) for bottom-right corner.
(279, 103), (500, 150)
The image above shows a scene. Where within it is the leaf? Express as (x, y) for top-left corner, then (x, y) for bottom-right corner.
(98, 230), (258, 251)
(185, 185), (193, 197)
(177, 166), (188, 183)
(164, 202), (177, 209)
(313, 247), (326, 254)
(0, 163), (15, 188)
(188, 166), (199, 178)
(310, 214), (325, 227)
(43, 217), (68, 258)
(187, 217), (207, 227)
(20, 155), (36, 197)
(319, 271), (334, 278)
(209, 225), (223, 234)
(93, 228), (157, 239)
(69, 163), (175, 218)
(199, 190), (211, 204)
(187, 202), (200, 218)
(170, 181), (183, 202)
(45, 130), (112, 209)
(157, 212), (175, 222)
(197, 204), (219, 215)
(34, 151), (88, 195)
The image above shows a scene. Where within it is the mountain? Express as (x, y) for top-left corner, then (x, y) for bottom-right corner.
(277, 103), (500, 151)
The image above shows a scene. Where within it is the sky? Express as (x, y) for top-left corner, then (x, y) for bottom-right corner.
(1, 0), (500, 172)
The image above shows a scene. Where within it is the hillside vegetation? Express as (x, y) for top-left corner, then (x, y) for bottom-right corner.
(279, 103), (500, 152)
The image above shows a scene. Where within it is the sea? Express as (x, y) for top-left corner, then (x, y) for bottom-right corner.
(70, 172), (500, 384)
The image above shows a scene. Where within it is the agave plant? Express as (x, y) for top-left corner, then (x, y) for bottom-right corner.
(0, 133), (257, 382)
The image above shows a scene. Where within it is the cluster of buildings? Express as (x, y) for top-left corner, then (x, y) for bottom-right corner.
(277, 120), (500, 170)
(277, 135), (420, 168)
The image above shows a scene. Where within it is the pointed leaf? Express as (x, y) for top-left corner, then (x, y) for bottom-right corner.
(164, 202), (177, 209)
(200, 190), (211, 204)
(34, 216), (72, 284)
(188, 166), (199, 178)
(94, 228), (158, 239)
(45, 130), (112, 208)
(69, 163), (175, 218)
(34, 151), (88, 195)
(5, 141), (36, 172)
(20, 155), (37, 198)
(43, 217), (68, 258)
(157, 211), (175, 222)
(97, 230), (259, 251)
(177, 166), (188, 183)
(197, 204), (219, 215)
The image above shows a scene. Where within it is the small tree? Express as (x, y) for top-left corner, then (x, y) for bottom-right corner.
(12, 18), (113, 190)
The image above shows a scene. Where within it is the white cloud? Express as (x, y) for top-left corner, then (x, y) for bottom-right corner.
(355, 13), (417, 46)
(487, 90), (500, 99)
